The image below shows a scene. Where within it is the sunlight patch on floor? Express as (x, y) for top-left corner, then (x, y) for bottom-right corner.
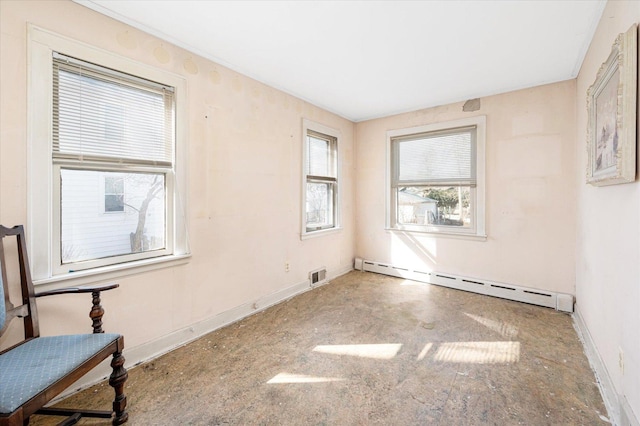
(433, 341), (520, 364)
(416, 342), (433, 361)
(464, 312), (519, 338)
(313, 343), (402, 359)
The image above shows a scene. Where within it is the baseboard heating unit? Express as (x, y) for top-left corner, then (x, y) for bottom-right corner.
(354, 258), (574, 313)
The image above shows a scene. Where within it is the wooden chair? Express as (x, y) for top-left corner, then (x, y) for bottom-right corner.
(0, 225), (128, 425)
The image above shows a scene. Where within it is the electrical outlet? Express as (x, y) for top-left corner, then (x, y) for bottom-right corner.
(619, 347), (624, 374)
(285, 262), (290, 272)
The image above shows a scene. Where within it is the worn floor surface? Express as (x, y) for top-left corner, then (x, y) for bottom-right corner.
(32, 271), (607, 425)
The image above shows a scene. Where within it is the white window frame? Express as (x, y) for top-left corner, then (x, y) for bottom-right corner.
(386, 116), (486, 239)
(301, 119), (341, 239)
(28, 25), (189, 286)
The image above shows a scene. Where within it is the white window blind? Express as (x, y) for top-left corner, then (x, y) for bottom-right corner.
(52, 53), (174, 166)
(394, 127), (476, 187)
(307, 133), (335, 178)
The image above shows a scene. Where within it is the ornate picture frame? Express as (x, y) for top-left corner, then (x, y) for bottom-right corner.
(586, 24), (637, 186)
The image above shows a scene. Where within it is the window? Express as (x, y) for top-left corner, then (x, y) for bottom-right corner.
(387, 116), (486, 238)
(104, 175), (125, 213)
(28, 26), (189, 283)
(52, 52), (174, 272)
(302, 119), (340, 238)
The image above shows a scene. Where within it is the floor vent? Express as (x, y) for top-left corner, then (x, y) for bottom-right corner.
(354, 258), (573, 313)
(309, 268), (327, 286)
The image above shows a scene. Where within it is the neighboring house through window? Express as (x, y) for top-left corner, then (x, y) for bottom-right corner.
(387, 116), (486, 238)
(302, 119), (340, 238)
(28, 27), (189, 282)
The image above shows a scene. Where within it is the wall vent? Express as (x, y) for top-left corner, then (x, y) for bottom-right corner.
(358, 259), (573, 313)
(309, 268), (327, 286)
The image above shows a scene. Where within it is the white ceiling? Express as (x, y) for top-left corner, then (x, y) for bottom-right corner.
(75, 0), (606, 122)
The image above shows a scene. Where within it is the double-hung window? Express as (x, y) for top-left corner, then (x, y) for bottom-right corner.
(302, 119), (340, 237)
(53, 53), (174, 271)
(388, 116), (486, 237)
(29, 27), (188, 283)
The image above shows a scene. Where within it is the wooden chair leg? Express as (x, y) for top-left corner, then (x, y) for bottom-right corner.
(90, 290), (105, 334)
(109, 351), (129, 425)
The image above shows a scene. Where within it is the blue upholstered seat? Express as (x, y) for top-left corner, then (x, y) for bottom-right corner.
(0, 333), (120, 413)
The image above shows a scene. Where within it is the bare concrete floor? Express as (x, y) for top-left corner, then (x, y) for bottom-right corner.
(32, 271), (607, 425)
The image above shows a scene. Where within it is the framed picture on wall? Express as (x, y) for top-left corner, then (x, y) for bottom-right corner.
(586, 24), (637, 186)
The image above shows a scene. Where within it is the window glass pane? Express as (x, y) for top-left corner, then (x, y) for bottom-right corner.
(397, 186), (471, 228)
(105, 175), (124, 194)
(105, 194), (124, 212)
(306, 182), (334, 229)
(61, 169), (166, 264)
(308, 135), (333, 177)
(397, 131), (473, 182)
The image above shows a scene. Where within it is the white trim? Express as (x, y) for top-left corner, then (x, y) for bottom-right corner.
(27, 27), (55, 280)
(300, 226), (343, 240)
(301, 119), (342, 239)
(573, 305), (619, 425)
(34, 254), (191, 290)
(621, 396), (640, 426)
(385, 115), (486, 238)
(385, 228), (487, 242)
(27, 25), (189, 282)
(51, 264), (353, 400)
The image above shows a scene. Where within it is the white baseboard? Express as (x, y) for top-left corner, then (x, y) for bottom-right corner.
(57, 264), (353, 400)
(621, 396), (640, 426)
(573, 305), (622, 425)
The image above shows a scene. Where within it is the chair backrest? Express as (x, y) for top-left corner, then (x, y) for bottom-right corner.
(0, 225), (39, 342)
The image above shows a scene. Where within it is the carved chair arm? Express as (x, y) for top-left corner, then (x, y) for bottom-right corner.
(35, 283), (119, 297)
(35, 283), (119, 334)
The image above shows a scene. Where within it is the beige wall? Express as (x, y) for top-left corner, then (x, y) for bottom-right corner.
(0, 0), (355, 353)
(355, 81), (577, 294)
(2, 1), (639, 420)
(576, 1), (640, 422)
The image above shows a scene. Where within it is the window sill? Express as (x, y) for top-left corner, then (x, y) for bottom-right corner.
(385, 227), (487, 242)
(301, 226), (343, 240)
(33, 253), (191, 291)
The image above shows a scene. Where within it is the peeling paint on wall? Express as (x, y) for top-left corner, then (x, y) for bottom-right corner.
(463, 98), (481, 112)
